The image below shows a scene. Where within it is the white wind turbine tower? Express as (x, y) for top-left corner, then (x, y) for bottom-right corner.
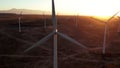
(24, 0), (88, 68)
(18, 11), (22, 32)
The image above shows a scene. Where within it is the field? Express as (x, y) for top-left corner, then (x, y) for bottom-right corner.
(0, 14), (120, 68)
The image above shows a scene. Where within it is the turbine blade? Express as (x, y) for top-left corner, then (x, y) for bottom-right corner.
(24, 31), (55, 52)
(107, 11), (120, 22)
(57, 32), (88, 49)
(52, 0), (57, 30)
(91, 17), (105, 23)
(90, 11), (120, 24)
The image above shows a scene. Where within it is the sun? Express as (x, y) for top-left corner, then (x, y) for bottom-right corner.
(56, 0), (120, 16)
(76, 0), (120, 16)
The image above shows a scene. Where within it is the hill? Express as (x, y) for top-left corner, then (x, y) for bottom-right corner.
(0, 8), (49, 15)
(0, 15), (120, 68)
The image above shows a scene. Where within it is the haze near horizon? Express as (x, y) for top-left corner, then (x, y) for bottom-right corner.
(0, 0), (120, 16)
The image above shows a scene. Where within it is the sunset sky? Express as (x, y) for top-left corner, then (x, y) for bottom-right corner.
(0, 0), (120, 16)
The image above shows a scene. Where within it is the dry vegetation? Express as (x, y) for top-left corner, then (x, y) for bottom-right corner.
(0, 14), (120, 68)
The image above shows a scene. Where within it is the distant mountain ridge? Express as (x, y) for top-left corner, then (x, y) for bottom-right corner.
(0, 8), (50, 15)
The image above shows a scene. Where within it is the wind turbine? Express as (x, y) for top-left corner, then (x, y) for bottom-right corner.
(90, 11), (120, 54)
(43, 12), (47, 29)
(117, 16), (120, 33)
(91, 11), (120, 68)
(102, 11), (120, 54)
(75, 13), (79, 28)
(18, 11), (22, 32)
(90, 12), (120, 68)
(24, 0), (88, 68)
